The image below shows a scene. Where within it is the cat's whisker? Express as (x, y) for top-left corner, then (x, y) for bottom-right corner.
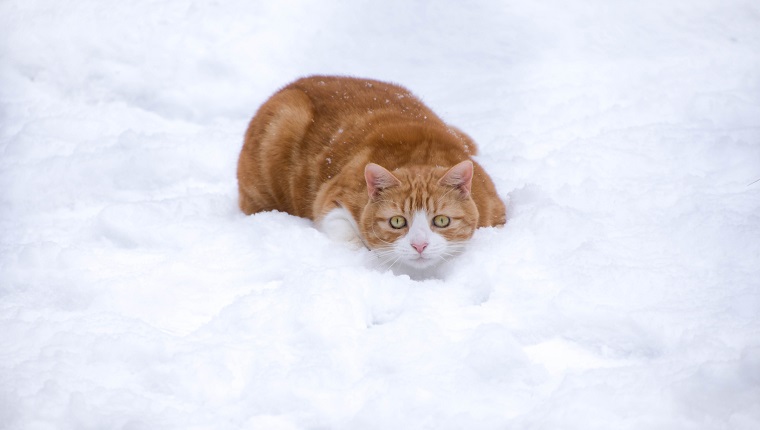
(438, 254), (457, 262)
(370, 246), (398, 260)
(373, 250), (402, 270)
(386, 255), (404, 271)
(373, 250), (397, 260)
(384, 256), (403, 267)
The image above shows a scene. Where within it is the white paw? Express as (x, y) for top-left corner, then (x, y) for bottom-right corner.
(317, 207), (365, 249)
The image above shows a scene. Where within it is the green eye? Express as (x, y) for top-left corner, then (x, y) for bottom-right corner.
(389, 216), (407, 229)
(433, 215), (450, 228)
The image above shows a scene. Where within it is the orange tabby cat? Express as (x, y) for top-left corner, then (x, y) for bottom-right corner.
(237, 75), (506, 273)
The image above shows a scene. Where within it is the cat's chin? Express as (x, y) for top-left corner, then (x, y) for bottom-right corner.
(391, 259), (447, 280)
(365, 251), (446, 279)
(401, 255), (441, 270)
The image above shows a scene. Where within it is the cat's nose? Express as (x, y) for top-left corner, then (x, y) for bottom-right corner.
(411, 242), (428, 254)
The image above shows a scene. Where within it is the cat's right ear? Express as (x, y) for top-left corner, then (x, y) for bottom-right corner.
(365, 163), (402, 199)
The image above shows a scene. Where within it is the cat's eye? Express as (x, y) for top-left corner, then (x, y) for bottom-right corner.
(433, 215), (450, 228)
(389, 216), (407, 229)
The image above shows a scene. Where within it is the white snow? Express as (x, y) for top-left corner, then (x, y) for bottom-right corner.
(2, 0), (760, 428)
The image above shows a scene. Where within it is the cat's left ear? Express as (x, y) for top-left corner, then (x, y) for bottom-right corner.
(365, 163), (402, 199)
(439, 160), (474, 198)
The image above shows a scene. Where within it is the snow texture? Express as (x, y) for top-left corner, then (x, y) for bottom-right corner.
(2, 0), (760, 429)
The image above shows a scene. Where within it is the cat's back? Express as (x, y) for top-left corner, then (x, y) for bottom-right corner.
(284, 75), (436, 122)
(282, 75), (462, 172)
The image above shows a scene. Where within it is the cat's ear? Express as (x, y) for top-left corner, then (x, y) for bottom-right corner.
(439, 160), (474, 198)
(365, 163), (402, 198)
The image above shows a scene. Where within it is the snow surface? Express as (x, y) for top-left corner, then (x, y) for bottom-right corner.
(2, 0), (760, 428)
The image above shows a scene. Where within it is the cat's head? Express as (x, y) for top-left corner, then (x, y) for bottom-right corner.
(359, 160), (479, 271)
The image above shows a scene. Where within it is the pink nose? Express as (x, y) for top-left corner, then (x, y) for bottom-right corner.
(411, 242), (428, 254)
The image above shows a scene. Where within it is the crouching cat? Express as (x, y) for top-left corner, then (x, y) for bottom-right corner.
(237, 76), (506, 275)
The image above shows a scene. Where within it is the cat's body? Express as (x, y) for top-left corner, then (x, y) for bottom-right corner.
(238, 76), (505, 273)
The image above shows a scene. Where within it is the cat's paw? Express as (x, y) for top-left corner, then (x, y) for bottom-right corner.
(317, 207), (365, 249)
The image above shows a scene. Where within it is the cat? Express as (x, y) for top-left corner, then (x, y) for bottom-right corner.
(237, 75), (506, 275)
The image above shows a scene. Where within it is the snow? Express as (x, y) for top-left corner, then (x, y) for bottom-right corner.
(1, 0), (759, 428)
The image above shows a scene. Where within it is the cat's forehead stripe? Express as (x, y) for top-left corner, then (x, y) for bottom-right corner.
(390, 178), (455, 214)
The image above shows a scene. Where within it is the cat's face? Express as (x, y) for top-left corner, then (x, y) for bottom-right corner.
(360, 161), (479, 270)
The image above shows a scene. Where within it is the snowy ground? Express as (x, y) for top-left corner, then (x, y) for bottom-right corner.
(2, 0), (760, 428)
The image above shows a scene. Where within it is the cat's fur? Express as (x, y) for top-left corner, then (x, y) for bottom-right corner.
(237, 75), (506, 273)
